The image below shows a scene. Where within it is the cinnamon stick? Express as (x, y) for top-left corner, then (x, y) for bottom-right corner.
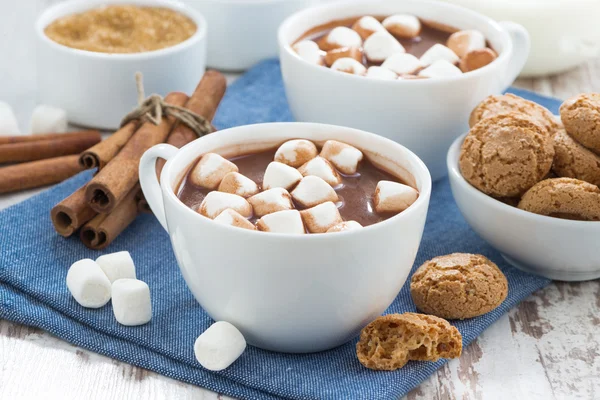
(0, 155), (84, 194)
(79, 122), (138, 170)
(51, 185), (97, 237)
(135, 191), (152, 214)
(0, 130), (99, 145)
(0, 130), (101, 164)
(80, 185), (140, 250)
(84, 92), (189, 214)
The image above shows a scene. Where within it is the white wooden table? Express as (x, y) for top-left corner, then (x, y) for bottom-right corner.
(1, 2), (599, 399)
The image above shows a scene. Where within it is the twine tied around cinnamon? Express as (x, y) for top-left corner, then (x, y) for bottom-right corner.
(120, 72), (215, 138)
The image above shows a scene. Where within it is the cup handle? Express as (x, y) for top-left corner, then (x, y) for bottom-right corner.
(499, 21), (530, 89)
(139, 144), (179, 232)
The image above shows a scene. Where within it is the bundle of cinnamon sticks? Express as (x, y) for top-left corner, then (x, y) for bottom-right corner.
(50, 70), (227, 250)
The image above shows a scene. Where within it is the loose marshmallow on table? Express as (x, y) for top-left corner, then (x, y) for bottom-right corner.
(366, 66), (398, 80)
(190, 153), (238, 189)
(0, 102), (20, 135)
(111, 279), (152, 326)
(198, 191), (252, 219)
(66, 259), (111, 308)
(363, 31), (405, 64)
(382, 14), (422, 39)
(320, 140), (364, 175)
(352, 16), (386, 40)
(214, 209), (256, 230)
(418, 60), (463, 78)
(194, 321), (246, 371)
(218, 172), (259, 198)
(447, 30), (486, 58)
(256, 210), (305, 234)
(420, 44), (460, 66)
(319, 26), (362, 51)
(248, 187), (294, 217)
(292, 40), (325, 66)
(262, 161), (303, 191)
(327, 220), (363, 233)
(330, 57), (367, 75)
(298, 156), (342, 186)
(291, 176), (339, 209)
(460, 48), (497, 72)
(95, 251), (136, 283)
(300, 201), (343, 234)
(274, 139), (318, 168)
(324, 47), (363, 68)
(30, 104), (68, 134)
(374, 180), (419, 214)
(381, 53), (422, 75)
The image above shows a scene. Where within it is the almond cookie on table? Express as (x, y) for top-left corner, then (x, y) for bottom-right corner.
(560, 93), (600, 155)
(552, 129), (600, 186)
(459, 114), (555, 198)
(518, 178), (600, 221)
(356, 313), (462, 371)
(410, 253), (508, 320)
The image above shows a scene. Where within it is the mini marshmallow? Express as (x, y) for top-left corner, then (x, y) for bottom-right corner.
(214, 209), (256, 230)
(320, 26), (362, 51)
(374, 180), (419, 214)
(381, 53), (422, 75)
(66, 259), (111, 308)
(198, 191), (252, 219)
(382, 14), (421, 39)
(248, 187), (294, 217)
(298, 156), (342, 186)
(190, 153), (239, 189)
(418, 60), (463, 78)
(95, 251), (136, 283)
(111, 279), (152, 326)
(218, 172), (259, 198)
(320, 140), (364, 175)
(194, 321), (246, 371)
(300, 201), (343, 234)
(447, 29), (486, 58)
(326, 220), (363, 233)
(262, 161), (303, 191)
(366, 66), (398, 80)
(292, 40), (325, 66)
(459, 48), (497, 73)
(330, 57), (367, 75)
(256, 210), (305, 234)
(0, 102), (20, 134)
(30, 104), (68, 134)
(274, 139), (318, 168)
(291, 176), (338, 208)
(363, 31), (405, 63)
(420, 44), (460, 66)
(324, 47), (363, 67)
(352, 16), (386, 40)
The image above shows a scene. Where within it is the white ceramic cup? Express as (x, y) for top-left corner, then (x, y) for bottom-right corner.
(278, 0), (530, 181)
(448, 134), (600, 282)
(139, 122), (432, 353)
(36, 0), (207, 130)
(185, 0), (317, 71)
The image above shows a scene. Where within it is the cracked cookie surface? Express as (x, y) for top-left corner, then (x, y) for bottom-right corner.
(560, 93), (600, 155)
(356, 313), (462, 371)
(410, 253), (508, 320)
(553, 129), (600, 186)
(518, 177), (600, 221)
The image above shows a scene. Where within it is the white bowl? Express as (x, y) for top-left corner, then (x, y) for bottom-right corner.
(278, 0), (530, 182)
(448, 134), (600, 282)
(36, 0), (207, 130)
(185, 0), (317, 71)
(139, 122), (432, 353)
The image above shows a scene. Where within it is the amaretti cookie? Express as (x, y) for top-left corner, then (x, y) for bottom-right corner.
(518, 178), (600, 221)
(459, 114), (555, 197)
(469, 94), (560, 134)
(410, 253), (508, 320)
(552, 129), (600, 186)
(560, 93), (600, 154)
(356, 313), (462, 371)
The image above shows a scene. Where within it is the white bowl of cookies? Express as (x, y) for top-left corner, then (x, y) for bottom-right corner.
(447, 93), (600, 281)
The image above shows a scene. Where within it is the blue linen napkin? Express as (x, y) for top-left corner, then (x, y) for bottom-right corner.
(0, 60), (555, 400)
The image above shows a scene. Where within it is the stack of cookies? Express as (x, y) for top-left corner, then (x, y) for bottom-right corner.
(459, 93), (600, 221)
